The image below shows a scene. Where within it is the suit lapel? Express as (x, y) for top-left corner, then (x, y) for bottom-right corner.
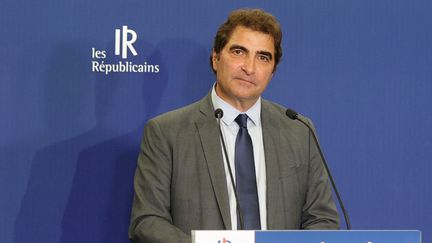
(261, 101), (284, 229)
(195, 95), (231, 229)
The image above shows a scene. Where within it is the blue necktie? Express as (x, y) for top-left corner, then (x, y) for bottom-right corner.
(234, 114), (261, 230)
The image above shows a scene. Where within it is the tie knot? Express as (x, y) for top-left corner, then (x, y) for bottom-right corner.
(235, 114), (248, 128)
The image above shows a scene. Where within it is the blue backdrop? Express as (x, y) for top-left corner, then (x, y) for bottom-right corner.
(1, 1), (431, 242)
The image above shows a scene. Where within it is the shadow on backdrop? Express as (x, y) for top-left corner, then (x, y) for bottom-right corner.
(14, 39), (167, 243)
(13, 42), (97, 243)
(58, 38), (211, 243)
(15, 37), (213, 243)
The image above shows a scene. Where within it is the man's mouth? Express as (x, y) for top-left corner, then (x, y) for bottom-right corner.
(234, 77), (256, 85)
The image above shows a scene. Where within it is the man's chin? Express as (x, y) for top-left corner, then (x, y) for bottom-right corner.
(232, 92), (260, 103)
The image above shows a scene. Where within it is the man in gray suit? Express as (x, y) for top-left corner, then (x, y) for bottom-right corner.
(129, 9), (339, 243)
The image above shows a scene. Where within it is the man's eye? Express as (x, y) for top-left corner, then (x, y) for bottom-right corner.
(232, 49), (244, 55)
(258, 55), (270, 62)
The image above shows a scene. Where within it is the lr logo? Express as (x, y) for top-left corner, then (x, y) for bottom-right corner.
(217, 238), (231, 243)
(91, 25), (160, 74)
(115, 25), (138, 59)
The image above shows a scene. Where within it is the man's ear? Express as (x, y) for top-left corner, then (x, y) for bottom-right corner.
(212, 49), (219, 72)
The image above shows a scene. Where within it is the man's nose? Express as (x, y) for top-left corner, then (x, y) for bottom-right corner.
(241, 56), (256, 75)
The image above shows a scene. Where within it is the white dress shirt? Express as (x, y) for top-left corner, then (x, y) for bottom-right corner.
(211, 85), (267, 230)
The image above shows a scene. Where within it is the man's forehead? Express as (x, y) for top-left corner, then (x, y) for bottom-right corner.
(226, 26), (275, 53)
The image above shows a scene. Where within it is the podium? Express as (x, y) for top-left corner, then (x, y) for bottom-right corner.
(192, 230), (421, 243)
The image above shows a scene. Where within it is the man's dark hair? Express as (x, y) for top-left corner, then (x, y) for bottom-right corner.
(210, 8), (283, 73)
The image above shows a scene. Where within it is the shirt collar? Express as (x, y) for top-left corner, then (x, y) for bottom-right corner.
(211, 83), (261, 127)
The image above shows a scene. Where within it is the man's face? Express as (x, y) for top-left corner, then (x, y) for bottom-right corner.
(212, 25), (276, 110)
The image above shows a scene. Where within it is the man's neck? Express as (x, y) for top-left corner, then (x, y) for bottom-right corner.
(215, 85), (259, 112)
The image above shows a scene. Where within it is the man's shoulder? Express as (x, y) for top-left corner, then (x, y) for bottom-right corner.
(262, 98), (288, 116)
(261, 98), (312, 134)
(147, 95), (211, 128)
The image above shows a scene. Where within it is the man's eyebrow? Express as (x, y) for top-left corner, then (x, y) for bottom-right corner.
(257, 51), (273, 60)
(229, 44), (273, 60)
(229, 44), (248, 53)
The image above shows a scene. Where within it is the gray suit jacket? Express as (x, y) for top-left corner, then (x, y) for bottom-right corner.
(129, 93), (339, 243)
